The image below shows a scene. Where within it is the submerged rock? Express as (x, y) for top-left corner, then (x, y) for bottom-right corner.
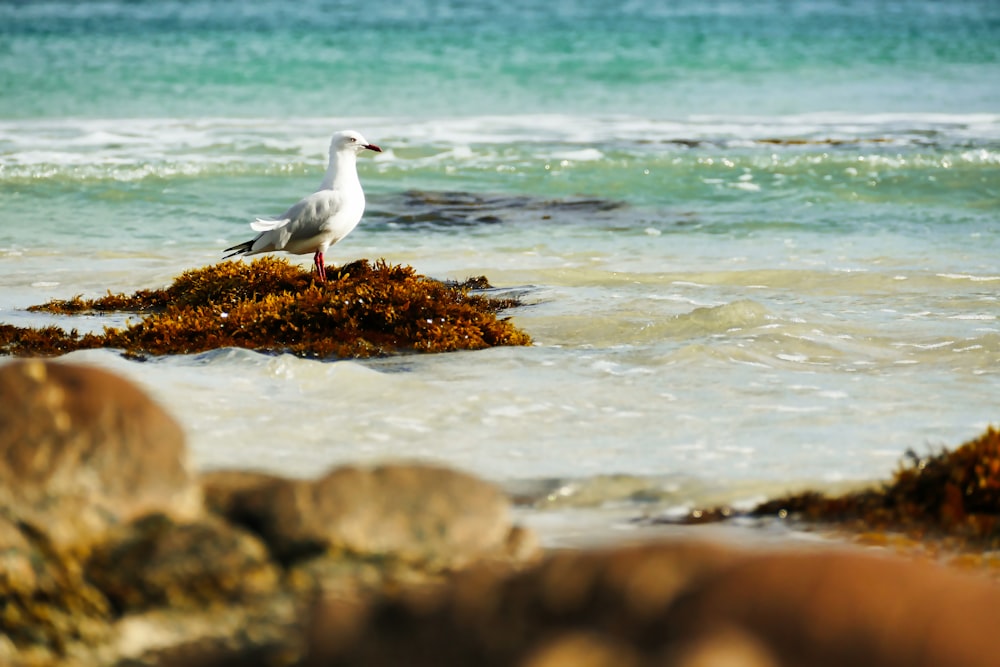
(370, 190), (628, 229)
(2, 257), (531, 359)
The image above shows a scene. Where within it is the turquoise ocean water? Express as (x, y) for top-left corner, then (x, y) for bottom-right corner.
(2, 0), (999, 542)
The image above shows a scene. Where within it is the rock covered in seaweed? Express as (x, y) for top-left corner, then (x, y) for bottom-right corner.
(0, 359), (201, 664)
(85, 514), (280, 614)
(2, 257), (531, 359)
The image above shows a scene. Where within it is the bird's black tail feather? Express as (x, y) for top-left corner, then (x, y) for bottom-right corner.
(222, 240), (253, 259)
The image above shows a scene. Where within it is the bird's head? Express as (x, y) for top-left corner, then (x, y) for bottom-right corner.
(332, 130), (382, 155)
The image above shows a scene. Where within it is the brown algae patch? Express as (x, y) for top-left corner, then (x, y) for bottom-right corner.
(4, 257), (531, 359)
(752, 426), (1000, 544)
(664, 427), (1000, 554)
(641, 427), (1000, 577)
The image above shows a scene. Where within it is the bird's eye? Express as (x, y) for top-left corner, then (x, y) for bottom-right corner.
(349, 137), (356, 142)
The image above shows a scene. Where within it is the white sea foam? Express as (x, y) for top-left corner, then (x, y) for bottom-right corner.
(937, 273), (1000, 282)
(3, 111), (997, 164)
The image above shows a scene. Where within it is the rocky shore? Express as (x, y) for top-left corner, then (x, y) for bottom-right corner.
(2, 359), (999, 666)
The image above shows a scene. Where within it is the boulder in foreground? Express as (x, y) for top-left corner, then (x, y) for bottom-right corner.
(0, 359), (540, 665)
(304, 541), (1000, 667)
(0, 359), (200, 550)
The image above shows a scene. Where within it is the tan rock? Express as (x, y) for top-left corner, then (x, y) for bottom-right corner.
(205, 462), (532, 568)
(309, 463), (517, 566)
(0, 360), (200, 549)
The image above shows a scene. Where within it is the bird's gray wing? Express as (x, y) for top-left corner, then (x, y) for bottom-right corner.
(275, 191), (346, 240)
(250, 217), (290, 232)
(248, 191), (335, 233)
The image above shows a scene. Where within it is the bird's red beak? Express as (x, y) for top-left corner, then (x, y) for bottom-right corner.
(365, 143), (382, 153)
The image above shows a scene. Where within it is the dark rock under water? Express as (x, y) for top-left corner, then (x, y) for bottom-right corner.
(368, 190), (629, 230)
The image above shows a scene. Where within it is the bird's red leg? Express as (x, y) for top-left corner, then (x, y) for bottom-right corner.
(314, 251), (326, 283)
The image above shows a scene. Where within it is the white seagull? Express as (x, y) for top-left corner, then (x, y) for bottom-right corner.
(223, 130), (382, 282)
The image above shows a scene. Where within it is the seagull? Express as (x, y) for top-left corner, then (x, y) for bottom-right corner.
(223, 130), (382, 282)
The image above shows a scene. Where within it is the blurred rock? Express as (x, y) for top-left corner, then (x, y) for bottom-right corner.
(0, 528), (112, 663)
(303, 541), (741, 666)
(4, 359), (1000, 667)
(204, 462), (534, 568)
(0, 359), (202, 664)
(85, 514), (280, 613)
(517, 632), (643, 667)
(661, 626), (779, 667)
(304, 541), (1000, 667)
(0, 513), (37, 594)
(200, 469), (289, 520)
(661, 548), (1000, 667)
(0, 359), (201, 550)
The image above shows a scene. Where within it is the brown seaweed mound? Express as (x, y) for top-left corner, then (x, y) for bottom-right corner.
(2, 257), (531, 359)
(752, 426), (1000, 543)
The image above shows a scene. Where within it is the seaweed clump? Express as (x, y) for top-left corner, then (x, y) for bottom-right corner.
(3, 257), (531, 359)
(751, 427), (1000, 544)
